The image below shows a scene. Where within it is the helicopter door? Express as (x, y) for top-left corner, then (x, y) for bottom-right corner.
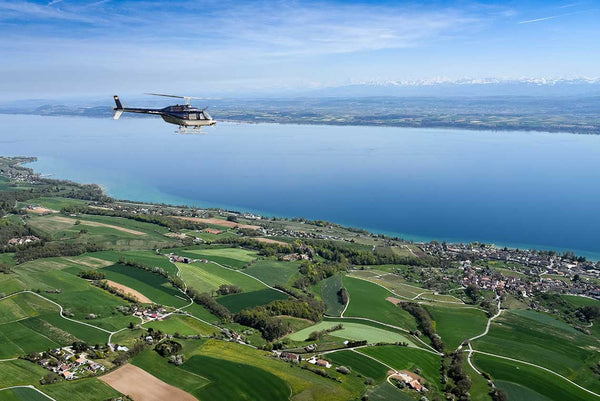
(189, 113), (197, 120)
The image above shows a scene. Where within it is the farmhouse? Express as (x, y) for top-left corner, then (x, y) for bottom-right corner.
(280, 352), (301, 363)
(204, 228), (223, 235)
(316, 359), (332, 368)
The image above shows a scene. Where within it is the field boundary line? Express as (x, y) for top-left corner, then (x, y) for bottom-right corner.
(204, 260), (289, 296)
(470, 350), (600, 398)
(0, 385), (57, 401)
(1, 290), (112, 335)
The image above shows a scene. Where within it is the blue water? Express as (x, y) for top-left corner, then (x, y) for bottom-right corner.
(1, 114), (599, 259)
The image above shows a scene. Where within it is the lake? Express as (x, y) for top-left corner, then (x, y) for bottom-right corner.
(1, 114), (599, 259)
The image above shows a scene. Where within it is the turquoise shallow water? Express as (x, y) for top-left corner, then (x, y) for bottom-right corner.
(1, 114), (599, 259)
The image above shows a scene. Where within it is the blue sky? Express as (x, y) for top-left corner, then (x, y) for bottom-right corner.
(0, 0), (599, 98)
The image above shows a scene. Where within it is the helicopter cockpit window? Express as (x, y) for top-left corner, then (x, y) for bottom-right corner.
(203, 112), (211, 120)
(189, 113), (197, 120)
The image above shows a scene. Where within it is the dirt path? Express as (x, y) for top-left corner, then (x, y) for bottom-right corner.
(105, 280), (153, 303)
(99, 364), (197, 401)
(50, 216), (147, 235)
(252, 237), (288, 246)
(173, 216), (261, 230)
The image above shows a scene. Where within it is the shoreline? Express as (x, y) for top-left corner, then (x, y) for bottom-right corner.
(1, 111), (599, 137)
(20, 157), (600, 261)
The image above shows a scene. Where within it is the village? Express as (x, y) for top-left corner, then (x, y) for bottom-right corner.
(25, 346), (107, 381)
(422, 241), (600, 299)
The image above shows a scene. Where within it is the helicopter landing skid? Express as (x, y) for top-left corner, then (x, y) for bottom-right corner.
(176, 126), (209, 135)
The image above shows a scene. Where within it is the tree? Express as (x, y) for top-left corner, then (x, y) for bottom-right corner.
(465, 284), (479, 302)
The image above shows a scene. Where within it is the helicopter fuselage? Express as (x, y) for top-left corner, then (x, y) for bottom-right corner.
(113, 96), (216, 127)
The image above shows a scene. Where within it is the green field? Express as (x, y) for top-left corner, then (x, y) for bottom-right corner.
(92, 250), (179, 276)
(327, 350), (389, 381)
(132, 350), (210, 395)
(425, 305), (488, 350)
(342, 276), (417, 331)
(189, 339), (362, 401)
(42, 379), (122, 401)
(143, 314), (219, 336)
(319, 274), (345, 316)
(463, 353), (493, 401)
(243, 259), (300, 286)
(495, 380), (551, 401)
(178, 261), (267, 294)
(27, 213), (175, 249)
(359, 346), (443, 391)
(0, 359), (48, 388)
(349, 270), (427, 298)
(181, 355), (290, 400)
(473, 353), (598, 401)
(0, 387), (51, 401)
(0, 292), (108, 357)
(288, 321), (414, 345)
(562, 294), (600, 308)
(178, 247), (258, 269)
(101, 263), (189, 307)
(26, 196), (87, 211)
(0, 257), (132, 331)
(216, 288), (288, 313)
(366, 382), (413, 401)
(472, 309), (600, 393)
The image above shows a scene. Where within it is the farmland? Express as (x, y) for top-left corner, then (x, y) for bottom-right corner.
(319, 274), (345, 316)
(425, 305), (488, 350)
(1, 165), (599, 401)
(177, 261), (267, 293)
(288, 320), (414, 345)
(181, 355), (290, 400)
(243, 259), (300, 287)
(0, 292), (108, 358)
(177, 247), (258, 269)
(342, 276), (417, 331)
(473, 353), (599, 401)
(326, 350), (389, 381)
(216, 288), (288, 312)
(359, 346), (443, 391)
(471, 309), (600, 393)
(101, 263), (189, 308)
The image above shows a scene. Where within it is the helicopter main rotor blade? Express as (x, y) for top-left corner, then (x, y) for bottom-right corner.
(145, 93), (186, 99)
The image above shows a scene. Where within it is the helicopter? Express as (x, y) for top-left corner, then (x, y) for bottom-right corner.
(113, 93), (216, 133)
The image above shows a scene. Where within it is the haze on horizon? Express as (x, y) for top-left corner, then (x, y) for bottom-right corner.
(0, 0), (599, 100)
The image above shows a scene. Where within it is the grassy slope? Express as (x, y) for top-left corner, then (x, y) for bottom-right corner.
(216, 288), (288, 313)
(42, 379), (122, 401)
(320, 274), (345, 316)
(1, 257), (131, 331)
(132, 350), (210, 395)
(101, 264), (188, 307)
(359, 346), (442, 392)
(178, 261), (267, 293)
(473, 353), (598, 401)
(288, 321), (414, 345)
(0, 387), (50, 401)
(472, 309), (600, 393)
(0, 359), (48, 388)
(181, 355), (290, 401)
(189, 339), (363, 401)
(178, 248), (258, 269)
(343, 276), (417, 331)
(0, 292), (108, 358)
(326, 350), (389, 381)
(92, 250), (179, 276)
(244, 259), (300, 287)
(425, 305), (488, 350)
(142, 314), (219, 336)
